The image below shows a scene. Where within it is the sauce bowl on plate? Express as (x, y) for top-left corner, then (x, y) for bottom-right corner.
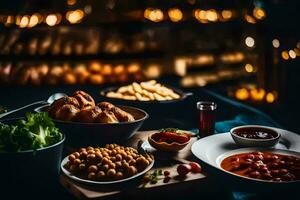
(230, 125), (280, 147)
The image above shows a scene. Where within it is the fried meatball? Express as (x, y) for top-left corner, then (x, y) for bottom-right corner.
(95, 110), (119, 123)
(73, 106), (101, 123)
(49, 97), (80, 118)
(73, 90), (95, 108)
(55, 104), (80, 121)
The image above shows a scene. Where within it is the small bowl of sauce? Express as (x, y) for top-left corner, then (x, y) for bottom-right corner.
(230, 126), (280, 147)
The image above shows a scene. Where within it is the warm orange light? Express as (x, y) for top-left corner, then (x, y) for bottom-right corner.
(221, 10), (232, 20)
(253, 7), (266, 20)
(5, 15), (14, 26)
(144, 64), (161, 78)
(66, 9), (84, 24)
(245, 36), (255, 48)
(281, 51), (289, 60)
(250, 88), (265, 101)
(19, 15), (30, 28)
(46, 14), (58, 26)
(266, 92), (276, 103)
(235, 88), (249, 100)
(168, 8), (183, 22)
(289, 50), (296, 59)
(144, 8), (164, 22)
(67, 0), (77, 6)
(28, 15), (39, 27)
(245, 64), (254, 73)
(206, 9), (218, 22)
(244, 14), (256, 24)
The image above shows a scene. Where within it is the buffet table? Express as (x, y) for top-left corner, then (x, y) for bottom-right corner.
(0, 85), (298, 200)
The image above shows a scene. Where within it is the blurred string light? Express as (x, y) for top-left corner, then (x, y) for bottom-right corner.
(84, 5), (92, 14)
(245, 36), (255, 48)
(289, 50), (296, 59)
(235, 88), (249, 100)
(244, 63), (254, 73)
(5, 15), (14, 26)
(28, 15), (39, 27)
(19, 15), (30, 28)
(266, 92), (276, 103)
(281, 51), (289, 60)
(244, 14), (256, 24)
(272, 39), (280, 48)
(45, 14), (58, 26)
(144, 8), (164, 22)
(66, 9), (84, 24)
(235, 87), (277, 103)
(221, 10), (233, 20)
(67, 0), (77, 6)
(168, 8), (183, 22)
(253, 7), (266, 20)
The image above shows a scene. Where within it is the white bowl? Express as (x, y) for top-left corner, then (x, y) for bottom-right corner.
(230, 125), (280, 147)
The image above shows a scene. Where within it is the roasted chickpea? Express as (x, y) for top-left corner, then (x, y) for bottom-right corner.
(109, 162), (116, 169)
(79, 148), (86, 152)
(95, 152), (103, 159)
(125, 155), (133, 162)
(111, 150), (117, 156)
(102, 157), (110, 165)
(115, 171), (123, 180)
(102, 152), (109, 157)
(69, 165), (78, 173)
(88, 172), (96, 180)
(79, 163), (86, 170)
(87, 154), (96, 162)
(97, 171), (106, 179)
(74, 159), (81, 165)
(80, 151), (88, 159)
(73, 152), (80, 158)
(107, 169), (116, 177)
(88, 165), (98, 173)
(127, 166), (137, 176)
(110, 157), (116, 162)
(69, 154), (76, 162)
(102, 164), (109, 171)
(115, 161), (122, 168)
(109, 144), (115, 149)
(116, 154), (122, 161)
(87, 150), (96, 154)
(87, 146), (94, 151)
(123, 162), (130, 170)
(128, 159), (136, 166)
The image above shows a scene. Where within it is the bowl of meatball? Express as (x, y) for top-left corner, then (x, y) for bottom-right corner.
(35, 90), (148, 147)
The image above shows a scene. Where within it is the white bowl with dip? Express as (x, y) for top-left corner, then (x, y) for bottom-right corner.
(230, 125), (281, 147)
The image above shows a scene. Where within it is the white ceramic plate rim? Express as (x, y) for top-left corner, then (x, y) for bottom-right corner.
(61, 156), (154, 185)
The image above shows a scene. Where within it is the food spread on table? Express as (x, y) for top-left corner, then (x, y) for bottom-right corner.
(64, 144), (154, 181)
(105, 80), (181, 101)
(0, 112), (63, 152)
(221, 151), (300, 182)
(49, 90), (134, 123)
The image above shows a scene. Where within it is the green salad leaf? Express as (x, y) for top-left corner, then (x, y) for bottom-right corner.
(0, 112), (63, 152)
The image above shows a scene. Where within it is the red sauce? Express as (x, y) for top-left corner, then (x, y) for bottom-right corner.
(233, 128), (277, 139)
(221, 151), (300, 182)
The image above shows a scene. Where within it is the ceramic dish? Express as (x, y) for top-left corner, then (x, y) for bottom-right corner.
(35, 104), (148, 147)
(230, 125), (280, 147)
(191, 126), (300, 183)
(61, 156), (154, 185)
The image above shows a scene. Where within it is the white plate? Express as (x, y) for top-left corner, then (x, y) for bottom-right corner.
(191, 125), (300, 183)
(61, 156), (154, 185)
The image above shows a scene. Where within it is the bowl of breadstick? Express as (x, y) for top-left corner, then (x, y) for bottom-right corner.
(100, 80), (192, 103)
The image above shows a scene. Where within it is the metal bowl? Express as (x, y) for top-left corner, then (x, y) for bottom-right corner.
(0, 118), (65, 195)
(35, 105), (148, 147)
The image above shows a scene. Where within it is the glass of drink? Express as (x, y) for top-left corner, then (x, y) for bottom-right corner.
(197, 101), (217, 138)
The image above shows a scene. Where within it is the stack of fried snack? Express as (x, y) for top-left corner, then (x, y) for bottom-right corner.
(49, 90), (134, 123)
(106, 80), (181, 101)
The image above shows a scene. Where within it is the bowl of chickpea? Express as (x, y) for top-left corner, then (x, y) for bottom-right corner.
(61, 144), (154, 184)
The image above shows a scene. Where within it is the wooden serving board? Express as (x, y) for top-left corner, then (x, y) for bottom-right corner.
(60, 130), (208, 200)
